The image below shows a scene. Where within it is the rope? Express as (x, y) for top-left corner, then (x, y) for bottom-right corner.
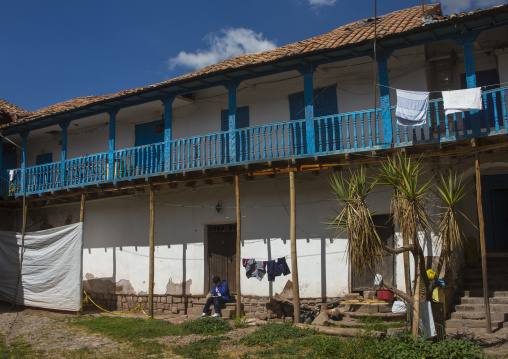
(80, 290), (152, 319)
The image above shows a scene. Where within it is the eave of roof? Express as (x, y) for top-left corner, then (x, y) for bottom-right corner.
(2, 3), (508, 135)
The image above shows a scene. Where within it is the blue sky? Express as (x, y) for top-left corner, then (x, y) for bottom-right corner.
(1, 0), (505, 112)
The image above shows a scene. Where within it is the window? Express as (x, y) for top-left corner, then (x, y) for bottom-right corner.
(220, 106), (250, 162)
(36, 153), (53, 165)
(288, 86), (338, 153)
(134, 120), (164, 146)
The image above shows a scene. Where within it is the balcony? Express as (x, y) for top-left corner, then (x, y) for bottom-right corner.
(3, 86), (507, 196)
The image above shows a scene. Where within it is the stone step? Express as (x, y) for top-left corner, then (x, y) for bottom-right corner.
(454, 303), (508, 312)
(445, 319), (503, 330)
(342, 311), (406, 322)
(455, 290), (508, 298)
(451, 311), (508, 321)
(459, 297), (508, 305)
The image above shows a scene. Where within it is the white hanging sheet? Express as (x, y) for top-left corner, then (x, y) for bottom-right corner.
(0, 223), (83, 311)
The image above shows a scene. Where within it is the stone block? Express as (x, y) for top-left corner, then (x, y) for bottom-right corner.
(173, 297), (182, 303)
(344, 293), (360, 301)
(378, 305), (392, 313)
(357, 305), (379, 313)
(363, 291), (376, 300)
(172, 307), (179, 314)
(164, 304), (170, 310)
(167, 296), (173, 304)
(312, 312), (329, 326)
(177, 303), (186, 310)
(138, 297), (143, 303)
(127, 296), (133, 302)
(161, 296), (167, 303)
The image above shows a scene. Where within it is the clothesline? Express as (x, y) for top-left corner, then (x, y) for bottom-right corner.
(376, 81), (508, 95)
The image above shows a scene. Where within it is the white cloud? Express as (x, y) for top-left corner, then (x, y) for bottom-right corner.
(308, 0), (337, 5)
(435, 0), (505, 14)
(168, 28), (277, 71)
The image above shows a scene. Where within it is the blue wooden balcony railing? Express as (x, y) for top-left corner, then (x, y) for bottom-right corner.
(2, 86), (507, 196)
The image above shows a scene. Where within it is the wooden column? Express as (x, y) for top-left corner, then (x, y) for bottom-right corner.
(163, 96), (175, 172)
(289, 171), (300, 323)
(107, 110), (118, 180)
(227, 82), (240, 162)
(298, 66), (316, 155)
(149, 186), (155, 318)
(235, 175), (242, 317)
(78, 194), (85, 315)
(475, 152), (492, 333)
(412, 254), (420, 341)
(377, 52), (393, 144)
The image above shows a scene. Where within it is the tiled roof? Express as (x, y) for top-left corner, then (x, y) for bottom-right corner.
(8, 3), (508, 125)
(0, 99), (30, 124)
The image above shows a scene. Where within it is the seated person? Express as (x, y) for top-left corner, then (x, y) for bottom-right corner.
(202, 276), (230, 317)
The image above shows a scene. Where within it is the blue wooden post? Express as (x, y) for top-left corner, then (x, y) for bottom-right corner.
(456, 33), (480, 136)
(299, 66), (316, 154)
(107, 110), (118, 180)
(20, 131), (29, 194)
(377, 52), (393, 144)
(162, 96), (175, 172)
(227, 82), (240, 162)
(60, 120), (70, 186)
(0, 134), (3, 173)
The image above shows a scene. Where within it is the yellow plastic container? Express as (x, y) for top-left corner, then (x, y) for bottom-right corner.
(432, 287), (446, 318)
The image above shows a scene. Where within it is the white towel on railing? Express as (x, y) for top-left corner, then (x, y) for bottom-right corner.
(396, 89), (429, 126)
(9, 170), (14, 182)
(442, 87), (483, 115)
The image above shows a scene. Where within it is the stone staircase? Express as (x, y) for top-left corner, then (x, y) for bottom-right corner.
(187, 297), (238, 319)
(446, 254), (508, 331)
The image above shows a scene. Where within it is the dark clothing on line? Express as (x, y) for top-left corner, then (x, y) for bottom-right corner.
(266, 257), (291, 282)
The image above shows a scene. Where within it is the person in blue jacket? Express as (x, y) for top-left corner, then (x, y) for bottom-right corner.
(202, 276), (230, 317)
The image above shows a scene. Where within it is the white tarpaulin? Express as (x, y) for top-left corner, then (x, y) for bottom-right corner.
(0, 223), (83, 311)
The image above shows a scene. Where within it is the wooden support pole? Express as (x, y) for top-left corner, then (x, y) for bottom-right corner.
(475, 153), (492, 333)
(235, 175), (242, 318)
(412, 253), (420, 341)
(289, 171), (300, 323)
(78, 194), (85, 315)
(149, 186), (155, 319)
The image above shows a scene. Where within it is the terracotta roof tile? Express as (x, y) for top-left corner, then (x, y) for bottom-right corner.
(10, 3), (508, 126)
(0, 99), (30, 124)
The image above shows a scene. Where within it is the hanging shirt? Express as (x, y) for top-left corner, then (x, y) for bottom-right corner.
(442, 87), (482, 115)
(265, 257), (291, 282)
(396, 89), (429, 126)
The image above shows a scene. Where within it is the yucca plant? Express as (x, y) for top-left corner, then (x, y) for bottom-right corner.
(327, 166), (383, 275)
(431, 170), (472, 292)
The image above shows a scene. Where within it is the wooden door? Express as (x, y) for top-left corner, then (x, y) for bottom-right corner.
(352, 214), (395, 291)
(207, 224), (237, 292)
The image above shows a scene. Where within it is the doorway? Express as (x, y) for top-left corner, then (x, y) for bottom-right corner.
(207, 224), (237, 292)
(482, 174), (508, 252)
(351, 214), (395, 292)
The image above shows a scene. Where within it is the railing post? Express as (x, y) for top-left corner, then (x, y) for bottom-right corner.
(377, 51), (393, 144)
(162, 96), (175, 172)
(455, 33), (480, 136)
(227, 81), (240, 163)
(59, 120), (70, 187)
(107, 110), (118, 180)
(20, 131), (29, 195)
(298, 66), (317, 154)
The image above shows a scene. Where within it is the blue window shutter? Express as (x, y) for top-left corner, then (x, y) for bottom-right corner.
(221, 109), (229, 131)
(289, 92), (305, 121)
(314, 87), (338, 117)
(135, 120), (164, 146)
(36, 153), (53, 165)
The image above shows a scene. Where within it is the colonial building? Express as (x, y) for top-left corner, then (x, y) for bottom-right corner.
(1, 3), (508, 325)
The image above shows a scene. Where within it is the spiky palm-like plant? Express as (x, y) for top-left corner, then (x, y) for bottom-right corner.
(327, 167), (383, 275)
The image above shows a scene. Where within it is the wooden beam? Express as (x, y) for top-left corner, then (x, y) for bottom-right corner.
(78, 193), (85, 315)
(475, 152), (492, 333)
(235, 175), (242, 318)
(289, 171), (300, 323)
(80, 194), (85, 222)
(149, 186), (155, 319)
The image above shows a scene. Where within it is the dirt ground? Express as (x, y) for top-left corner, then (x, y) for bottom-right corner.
(1, 301), (507, 358)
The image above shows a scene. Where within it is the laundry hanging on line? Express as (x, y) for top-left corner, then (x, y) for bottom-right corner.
(242, 258), (266, 281)
(395, 89), (430, 126)
(265, 257), (291, 282)
(442, 87), (483, 115)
